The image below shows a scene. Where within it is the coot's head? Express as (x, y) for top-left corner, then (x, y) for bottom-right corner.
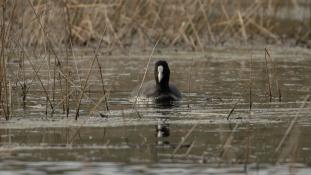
(154, 60), (170, 88)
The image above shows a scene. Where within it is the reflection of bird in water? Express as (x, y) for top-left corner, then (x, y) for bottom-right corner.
(155, 119), (170, 146)
(156, 122), (170, 137)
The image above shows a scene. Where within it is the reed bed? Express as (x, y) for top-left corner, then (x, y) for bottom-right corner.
(0, 0), (310, 50)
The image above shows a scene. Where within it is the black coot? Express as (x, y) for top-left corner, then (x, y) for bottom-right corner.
(132, 60), (181, 102)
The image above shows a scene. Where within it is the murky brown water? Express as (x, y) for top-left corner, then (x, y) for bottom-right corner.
(1, 46), (311, 174)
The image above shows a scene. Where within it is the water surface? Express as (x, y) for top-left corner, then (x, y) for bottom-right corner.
(1, 46), (311, 174)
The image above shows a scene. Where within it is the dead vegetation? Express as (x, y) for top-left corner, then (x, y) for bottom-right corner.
(0, 0), (310, 50)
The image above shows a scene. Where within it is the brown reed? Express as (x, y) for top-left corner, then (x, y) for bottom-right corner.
(264, 48), (272, 102)
(219, 123), (239, 164)
(267, 48), (282, 102)
(96, 56), (110, 112)
(172, 123), (198, 158)
(75, 37), (104, 120)
(226, 100), (239, 120)
(1, 0), (309, 48)
(249, 55), (253, 110)
(132, 39), (159, 110)
(187, 58), (194, 108)
(275, 95), (310, 153)
(1, 1), (10, 119)
(64, 1), (72, 118)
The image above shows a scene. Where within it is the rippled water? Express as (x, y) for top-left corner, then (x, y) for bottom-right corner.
(1, 46), (311, 174)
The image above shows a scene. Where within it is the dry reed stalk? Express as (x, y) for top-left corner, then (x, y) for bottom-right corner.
(187, 59), (194, 108)
(52, 52), (57, 103)
(58, 72), (64, 113)
(13, 41), (40, 109)
(237, 11), (247, 42)
(27, 0), (48, 53)
(216, 3), (234, 42)
(172, 123), (198, 158)
(0, 60), (3, 113)
(267, 48), (282, 102)
(1, 2), (14, 65)
(94, 26), (109, 112)
(104, 7), (123, 50)
(89, 93), (110, 117)
(184, 8), (204, 51)
(70, 43), (81, 84)
(1, 0), (10, 120)
(249, 55), (253, 110)
(132, 39), (159, 109)
(20, 48), (55, 112)
(0, 33), (4, 117)
(55, 83), (97, 112)
(21, 51), (27, 108)
(217, 16), (234, 43)
(197, 0), (214, 42)
(56, 84), (72, 108)
(231, 2), (261, 41)
(151, 0), (165, 29)
(275, 75), (282, 102)
(8, 80), (12, 119)
(275, 95), (310, 153)
(221, 2), (230, 21)
(170, 21), (189, 46)
(67, 3), (115, 9)
(45, 56), (51, 116)
(96, 56), (110, 112)
(63, 1), (73, 118)
(189, 35), (197, 51)
(184, 140), (195, 158)
(241, 1), (262, 22)
(276, 127), (300, 165)
(27, 0), (64, 73)
(69, 91), (111, 144)
(250, 19), (279, 41)
(226, 100), (239, 120)
(219, 123), (239, 163)
(27, 0), (72, 114)
(15, 41), (55, 112)
(264, 48), (272, 102)
(55, 60), (112, 110)
(67, 93), (112, 145)
(75, 37), (104, 120)
(243, 130), (251, 173)
(289, 137), (299, 171)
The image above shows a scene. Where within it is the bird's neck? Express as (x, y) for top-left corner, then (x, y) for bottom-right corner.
(157, 81), (169, 91)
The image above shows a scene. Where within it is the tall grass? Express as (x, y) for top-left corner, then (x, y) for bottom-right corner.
(1, 1), (10, 120)
(2, 0), (310, 49)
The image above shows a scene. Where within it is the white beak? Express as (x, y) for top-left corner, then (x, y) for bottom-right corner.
(158, 65), (163, 82)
